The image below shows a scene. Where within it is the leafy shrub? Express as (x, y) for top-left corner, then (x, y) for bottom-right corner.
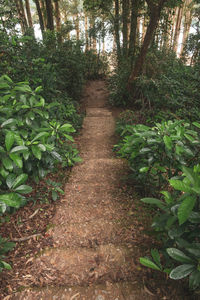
(115, 120), (200, 195)
(140, 164), (200, 290)
(0, 75), (80, 213)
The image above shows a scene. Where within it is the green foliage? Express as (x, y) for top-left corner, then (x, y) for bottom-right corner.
(115, 120), (200, 194)
(0, 75), (80, 211)
(140, 164), (200, 289)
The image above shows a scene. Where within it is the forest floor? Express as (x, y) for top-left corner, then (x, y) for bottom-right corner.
(0, 80), (197, 300)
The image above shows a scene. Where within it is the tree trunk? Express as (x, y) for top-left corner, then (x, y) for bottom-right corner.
(25, 0), (33, 27)
(75, 15), (80, 40)
(34, 0), (45, 34)
(170, 8), (177, 48)
(129, 0), (139, 58)
(85, 16), (89, 50)
(16, 0), (28, 34)
(122, 0), (129, 57)
(54, 0), (61, 32)
(173, 5), (183, 53)
(44, 0), (54, 31)
(114, 0), (121, 60)
(39, 0), (47, 29)
(141, 15), (146, 43)
(180, 0), (193, 56)
(128, 0), (167, 85)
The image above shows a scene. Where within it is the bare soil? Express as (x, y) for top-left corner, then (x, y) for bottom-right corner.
(0, 80), (198, 300)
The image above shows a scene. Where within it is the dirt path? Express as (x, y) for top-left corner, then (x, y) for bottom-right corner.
(9, 81), (161, 299)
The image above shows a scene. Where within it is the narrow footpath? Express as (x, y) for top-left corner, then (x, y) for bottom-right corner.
(12, 81), (154, 300)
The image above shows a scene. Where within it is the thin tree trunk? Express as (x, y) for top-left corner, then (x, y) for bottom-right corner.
(170, 8), (177, 48)
(128, 0), (167, 85)
(173, 6), (183, 53)
(25, 0), (33, 27)
(129, 0), (139, 59)
(114, 0), (121, 60)
(54, 0), (61, 32)
(180, 0), (193, 56)
(122, 0), (129, 56)
(39, 0), (47, 29)
(85, 15), (89, 50)
(142, 15), (146, 42)
(34, 0), (45, 34)
(16, 0), (28, 34)
(136, 16), (141, 46)
(75, 15), (80, 40)
(44, 0), (54, 31)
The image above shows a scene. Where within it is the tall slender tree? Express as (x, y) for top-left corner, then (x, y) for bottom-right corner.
(128, 0), (167, 85)
(25, 0), (33, 28)
(34, 0), (45, 34)
(44, 0), (54, 30)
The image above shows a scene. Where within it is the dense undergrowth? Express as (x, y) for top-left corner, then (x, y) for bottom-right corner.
(0, 30), (107, 271)
(112, 49), (200, 292)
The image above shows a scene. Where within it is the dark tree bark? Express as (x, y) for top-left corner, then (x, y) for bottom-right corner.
(34, 0), (45, 34)
(114, 0), (121, 60)
(128, 0), (167, 86)
(44, 0), (54, 31)
(16, 0), (28, 34)
(54, 0), (61, 32)
(25, 0), (33, 27)
(129, 0), (139, 59)
(122, 0), (129, 57)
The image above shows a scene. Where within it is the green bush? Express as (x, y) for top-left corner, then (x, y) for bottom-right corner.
(115, 120), (200, 195)
(140, 164), (200, 290)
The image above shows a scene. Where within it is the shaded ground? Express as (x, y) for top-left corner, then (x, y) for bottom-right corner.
(0, 80), (198, 299)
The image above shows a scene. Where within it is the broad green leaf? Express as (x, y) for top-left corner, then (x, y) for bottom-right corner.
(6, 174), (16, 189)
(163, 135), (172, 150)
(31, 145), (42, 160)
(169, 180), (192, 193)
(14, 185), (32, 194)
(10, 146), (28, 154)
(51, 151), (62, 161)
(0, 167), (9, 178)
(170, 264), (195, 280)
(5, 132), (15, 152)
(167, 248), (194, 264)
(1, 118), (16, 128)
(31, 132), (49, 143)
(178, 196), (196, 225)
(38, 144), (46, 152)
(188, 212), (200, 224)
(52, 190), (58, 201)
(186, 248), (200, 258)
(182, 166), (196, 185)
(0, 193), (22, 208)
(64, 134), (74, 142)
(184, 134), (195, 142)
(60, 124), (75, 133)
(192, 122), (200, 129)
(151, 249), (162, 269)
(2, 157), (13, 171)
(161, 191), (173, 204)
(12, 174), (28, 189)
(140, 147), (151, 154)
(1, 261), (12, 270)
(141, 198), (166, 210)
(139, 167), (149, 173)
(140, 257), (161, 271)
(9, 154), (23, 168)
(189, 270), (200, 290)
